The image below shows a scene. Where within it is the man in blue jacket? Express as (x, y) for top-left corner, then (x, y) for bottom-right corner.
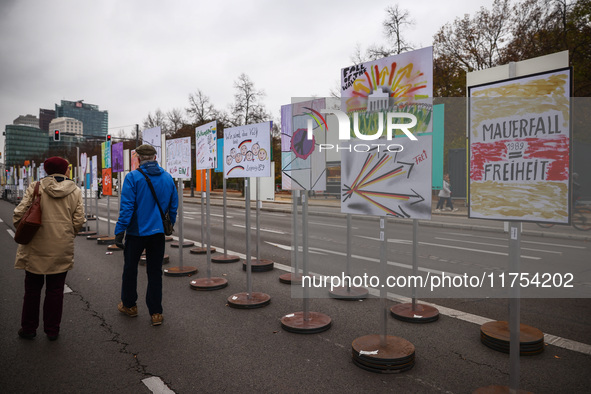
(114, 144), (178, 326)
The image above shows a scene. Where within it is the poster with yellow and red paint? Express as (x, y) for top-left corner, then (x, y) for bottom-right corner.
(341, 46), (433, 135)
(468, 68), (571, 223)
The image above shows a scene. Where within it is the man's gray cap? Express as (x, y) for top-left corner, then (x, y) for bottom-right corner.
(135, 144), (157, 156)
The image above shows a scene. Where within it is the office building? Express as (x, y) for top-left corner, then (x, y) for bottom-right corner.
(13, 114), (39, 128)
(55, 100), (108, 139)
(48, 117), (83, 137)
(4, 125), (48, 166)
(39, 108), (56, 132)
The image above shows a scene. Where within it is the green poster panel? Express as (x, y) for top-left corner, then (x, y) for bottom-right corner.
(432, 104), (444, 189)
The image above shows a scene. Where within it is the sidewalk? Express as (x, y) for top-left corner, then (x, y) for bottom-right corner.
(183, 191), (591, 242)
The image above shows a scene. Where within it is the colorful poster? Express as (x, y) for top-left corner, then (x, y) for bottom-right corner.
(195, 120), (217, 170)
(166, 136), (191, 179)
(80, 152), (88, 175)
(101, 141), (111, 169)
(340, 135), (432, 218)
(91, 155), (98, 191)
(281, 98), (327, 191)
(341, 47), (433, 135)
(223, 121), (271, 178)
(215, 139), (224, 173)
(102, 168), (112, 196)
(112, 143), (124, 173)
(142, 126), (162, 166)
(131, 150), (140, 171)
(468, 68), (571, 223)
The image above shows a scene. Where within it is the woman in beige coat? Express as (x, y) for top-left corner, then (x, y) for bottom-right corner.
(13, 157), (85, 340)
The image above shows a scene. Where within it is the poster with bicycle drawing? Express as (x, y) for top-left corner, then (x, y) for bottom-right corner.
(468, 68), (571, 224)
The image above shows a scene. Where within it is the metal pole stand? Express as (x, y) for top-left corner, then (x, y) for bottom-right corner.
(190, 170), (228, 291)
(279, 190), (302, 284)
(242, 178), (274, 272)
(329, 214), (368, 300)
(228, 178), (270, 308)
(390, 220), (439, 323)
(281, 191), (331, 333)
(191, 174), (216, 254)
(351, 218), (415, 373)
(165, 179), (198, 277)
(211, 176), (240, 263)
(79, 181), (97, 236)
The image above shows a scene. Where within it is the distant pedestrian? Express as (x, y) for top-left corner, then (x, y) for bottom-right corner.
(13, 157), (85, 340)
(114, 144), (178, 326)
(435, 173), (458, 212)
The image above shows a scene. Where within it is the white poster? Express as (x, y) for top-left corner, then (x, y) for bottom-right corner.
(195, 120), (217, 170)
(340, 135), (432, 218)
(80, 152), (87, 175)
(142, 126), (162, 166)
(91, 155), (98, 191)
(223, 121), (271, 178)
(249, 164), (275, 202)
(166, 137), (192, 179)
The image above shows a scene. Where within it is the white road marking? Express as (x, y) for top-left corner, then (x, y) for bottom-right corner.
(7, 229), (14, 237)
(309, 221), (358, 229)
(183, 216), (195, 220)
(446, 232), (587, 249)
(266, 241), (326, 255)
(356, 235), (541, 260)
(434, 237), (562, 254)
(142, 376), (175, 394)
(64, 284), (73, 294)
(232, 224), (286, 234)
(0, 218), (3, 223)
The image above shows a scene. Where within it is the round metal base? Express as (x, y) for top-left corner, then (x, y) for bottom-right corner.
(85, 215), (96, 220)
(279, 273), (302, 285)
(473, 385), (533, 394)
(390, 303), (440, 323)
(170, 241), (195, 248)
(77, 230), (97, 237)
(163, 266), (198, 277)
(242, 259), (274, 272)
(227, 292), (271, 309)
(97, 236), (115, 245)
(140, 254), (170, 266)
(190, 277), (228, 291)
(211, 254), (241, 263)
(480, 321), (544, 356)
(189, 247), (217, 255)
(107, 244), (122, 251)
(165, 236), (173, 242)
(281, 311), (332, 334)
(329, 286), (369, 301)
(87, 234), (108, 240)
(352, 334), (415, 374)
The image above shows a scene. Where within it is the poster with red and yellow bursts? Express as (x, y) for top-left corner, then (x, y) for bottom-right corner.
(468, 68), (571, 224)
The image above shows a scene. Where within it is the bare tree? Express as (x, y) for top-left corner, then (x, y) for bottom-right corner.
(143, 108), (168, 134)
(166, 108), (185, 136)
(383, 4), (414, 54)
(230, 73), (269, 126)
(186, 89), (218, 125)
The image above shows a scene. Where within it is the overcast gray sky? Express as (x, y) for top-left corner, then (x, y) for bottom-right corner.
(0, 0), (495, 160)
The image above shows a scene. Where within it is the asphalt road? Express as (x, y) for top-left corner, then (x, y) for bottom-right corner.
(1, 194), (590, 393)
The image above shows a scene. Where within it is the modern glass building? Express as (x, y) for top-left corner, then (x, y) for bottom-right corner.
(4, 125), (48, 166)
(55, 100), (108, 139)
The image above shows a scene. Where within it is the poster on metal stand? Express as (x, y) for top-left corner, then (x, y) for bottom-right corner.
(468, 59), (570, 392)
(225, 122), (272, 308)
(86, 155), (103, 241)
(78, 153), (96, 236)
(97, 141), (116, 246)
(189, 170), (214, 254)
(107, 143), (126, 251)
(163, 136), (197, 277)
(211, 137), (241, 264)
(189, 121), (227, 290)
(280, 98), (332, 332)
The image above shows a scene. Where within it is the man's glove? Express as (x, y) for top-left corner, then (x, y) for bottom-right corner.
(115, 232), (125, 249)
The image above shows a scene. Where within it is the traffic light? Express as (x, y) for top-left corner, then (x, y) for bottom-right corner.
(106, 135), (111, 142)
(53, 130), (60, 141)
